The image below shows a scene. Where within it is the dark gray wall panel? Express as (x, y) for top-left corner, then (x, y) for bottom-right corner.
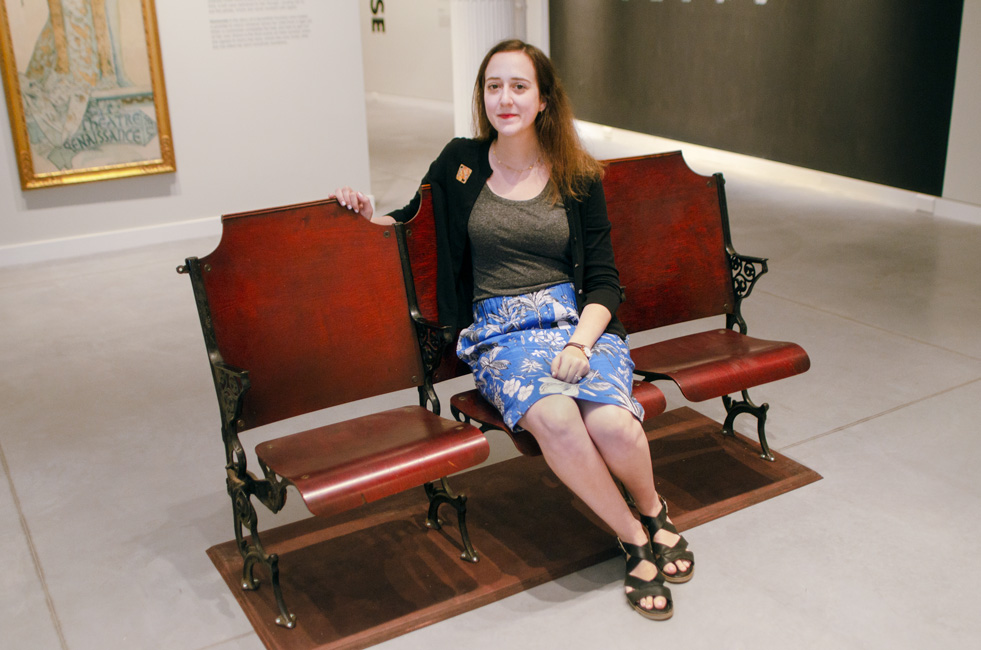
(550, 0), (963, 195)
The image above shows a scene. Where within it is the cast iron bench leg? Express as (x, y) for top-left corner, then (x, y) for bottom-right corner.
(721, 390), (774, 462)
(425, 477), (479, 563)
(229, 478), (297, 629)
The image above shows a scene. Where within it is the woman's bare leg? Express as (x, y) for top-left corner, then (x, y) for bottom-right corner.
(518, 395), (665, 612)
(579, 402), (692, 577)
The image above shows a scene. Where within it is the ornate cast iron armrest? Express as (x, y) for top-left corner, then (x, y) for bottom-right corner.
(727, 252), (769, 334)
(409, 314), (454, 414)
(410, 315), (453, 376)
(179, 256), (252, 464)
(212, 361), (249, 430)
(210, 361), (251, 471)
(211, 361), (289, 512)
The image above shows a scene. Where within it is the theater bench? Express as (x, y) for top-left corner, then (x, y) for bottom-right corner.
(178, 200), (489, 629)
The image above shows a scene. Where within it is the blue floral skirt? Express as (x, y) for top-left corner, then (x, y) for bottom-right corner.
(456, 282), (644, 431)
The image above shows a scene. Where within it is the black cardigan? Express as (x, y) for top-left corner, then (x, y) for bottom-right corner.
(389, 138), (627, 340)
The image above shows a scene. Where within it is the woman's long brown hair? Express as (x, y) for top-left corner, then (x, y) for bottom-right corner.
(472, 39), (603, 203)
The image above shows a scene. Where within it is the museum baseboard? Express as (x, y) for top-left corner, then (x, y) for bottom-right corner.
(0, 216), (222, 268)
(577, 120), (981, 228)
(934, 196), (981, 226)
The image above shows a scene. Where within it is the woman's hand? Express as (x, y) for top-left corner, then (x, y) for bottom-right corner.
(551, 304), (610, 383)
(331, 187), (375, 221)
(551, 345), (591, 383)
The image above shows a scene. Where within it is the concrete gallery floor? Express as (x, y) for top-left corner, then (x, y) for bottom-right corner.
(3, 96), (981, 650)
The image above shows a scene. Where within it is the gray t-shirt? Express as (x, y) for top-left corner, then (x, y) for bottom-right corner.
(469, 184), (574, 301)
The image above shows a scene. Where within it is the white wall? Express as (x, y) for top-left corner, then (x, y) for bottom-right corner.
(0, 0), (371, 265)
(359, 0), (453, 102)
(943, 0), (981, 209)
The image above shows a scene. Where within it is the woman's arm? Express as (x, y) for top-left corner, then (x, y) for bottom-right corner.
(550, 177), (623, 383)
(551, 302), (611, 383)
(579, 178), (623, 316)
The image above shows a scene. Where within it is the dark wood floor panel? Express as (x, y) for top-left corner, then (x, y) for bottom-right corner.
(207, 407), (821, 650)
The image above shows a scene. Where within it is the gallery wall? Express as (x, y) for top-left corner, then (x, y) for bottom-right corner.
(360, 0), (453, 102)
(0, 0), (371, 264)
(944, 0), (981, 208)
(551, 0), (967, 199)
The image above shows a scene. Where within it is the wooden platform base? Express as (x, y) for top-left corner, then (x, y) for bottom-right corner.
(207, 407), (821, 650)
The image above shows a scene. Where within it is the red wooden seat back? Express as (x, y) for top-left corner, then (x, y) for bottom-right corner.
(198, 199), (424, 431)
(603, 152), (736, 333)
(401, 186), (439, 323)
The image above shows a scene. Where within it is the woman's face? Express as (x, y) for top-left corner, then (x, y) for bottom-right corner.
(483, 51), (545, 140)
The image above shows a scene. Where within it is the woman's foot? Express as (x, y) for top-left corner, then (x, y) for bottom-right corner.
(640, 497), (695, 583)
(619, 535), (673, 620)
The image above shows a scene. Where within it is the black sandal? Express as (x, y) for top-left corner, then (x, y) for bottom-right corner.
(618, 538), (673, 620)
(640, 497), (695, 584)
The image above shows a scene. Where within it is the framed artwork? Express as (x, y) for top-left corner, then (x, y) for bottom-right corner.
(0, 0), (175, 190)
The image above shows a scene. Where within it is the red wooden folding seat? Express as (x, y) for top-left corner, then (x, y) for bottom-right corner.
(179, 199), (489, 628)
(603, 152), (811, 459)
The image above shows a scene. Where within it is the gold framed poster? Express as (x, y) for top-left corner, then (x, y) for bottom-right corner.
(0, 0), (175, 190)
